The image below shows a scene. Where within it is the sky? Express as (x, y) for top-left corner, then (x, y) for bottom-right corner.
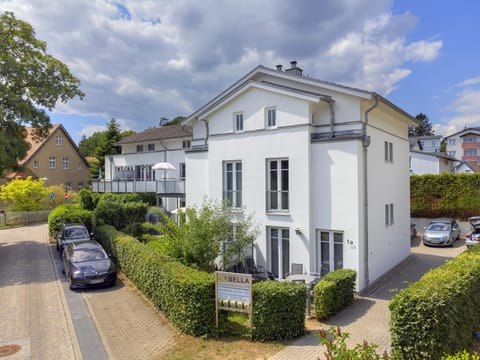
(1, 0), (479, 144)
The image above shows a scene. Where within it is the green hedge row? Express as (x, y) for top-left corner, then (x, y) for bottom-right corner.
(390, 247), (480, 359)
(252, 281), (306, 341)
(94, 224), (307, 339)
(94, 224), (219, 336)
(313, 269), (356, 320)
(95, 195), (148, 230)
(47, 204), (94, 235)
(411, 173), (480, 219)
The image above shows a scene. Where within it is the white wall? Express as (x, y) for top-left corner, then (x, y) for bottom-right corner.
(410, 152), (440, 175)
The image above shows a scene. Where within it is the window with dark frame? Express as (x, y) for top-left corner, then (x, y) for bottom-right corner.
(266, 159), (289, 211)
(223, 161), (242, 208)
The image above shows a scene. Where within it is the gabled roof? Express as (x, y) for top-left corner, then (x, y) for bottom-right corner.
(444, 127), (480, 139)
(410, 150), (459, 162)
(20, 124), (88, 168)
(183, 64), (415, 124)
(455, 161), (476, 172)
(116, 125), (192, 145)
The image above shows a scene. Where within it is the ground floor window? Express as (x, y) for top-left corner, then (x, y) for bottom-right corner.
(316, 230), (343, 276)
(267, 227), (289, 279)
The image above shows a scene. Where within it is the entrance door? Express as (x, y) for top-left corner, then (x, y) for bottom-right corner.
(316, 230), (343, 276)
(267, 227), (290, 279)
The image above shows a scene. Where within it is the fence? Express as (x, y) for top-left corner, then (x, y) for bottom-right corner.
(0, 210), (51, 226)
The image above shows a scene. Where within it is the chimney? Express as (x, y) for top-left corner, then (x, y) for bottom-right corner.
(285, 60), (303, 76)
(276, 64), (283, 71)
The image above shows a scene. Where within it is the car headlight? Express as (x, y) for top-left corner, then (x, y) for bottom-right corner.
(72, 269), (83, 278)
(442, 236), (450, 241)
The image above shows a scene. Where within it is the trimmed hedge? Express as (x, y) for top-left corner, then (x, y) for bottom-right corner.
(411, 173), (480, 219)
(94, 224), (219, 335)
(252, 280), (306, 341)
(390, 248), (480, 359)
(313, 269), (356, 320)
(47, 204), (94, 235)
(95, 197), (148, 230)
(95, 224), (308, 339)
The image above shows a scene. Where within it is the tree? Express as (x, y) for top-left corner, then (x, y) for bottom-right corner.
(0, 12), (84, 175)
(159, 115), (186, 126)
(409, 113), (435, 137)
(90, 118), (122, 178)
(0, 176), (47, 211)
(158, 199), (259, 272)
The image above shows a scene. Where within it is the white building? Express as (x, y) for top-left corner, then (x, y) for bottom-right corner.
(183, 62), (417, 291)
(409, 150), (458, 175)
(92, 125), (192, 211)
(444, 127), (480, 172)
(409, 135), (442, 153)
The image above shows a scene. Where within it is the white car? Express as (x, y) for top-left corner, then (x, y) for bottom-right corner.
(465, 216), (480, 247)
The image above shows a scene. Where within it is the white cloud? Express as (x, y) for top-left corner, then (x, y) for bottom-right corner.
(458, 77), (480, 87)
(1, 0), (443, 133)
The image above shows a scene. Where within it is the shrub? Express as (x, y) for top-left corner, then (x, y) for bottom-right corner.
(252, 280), (306, 341)
(94, 224), (220, 336)
(390, 250), (480, 359)
(94, 196), (148, 229)
(313, 269), (356, 320)
(47, 204), (94, 235)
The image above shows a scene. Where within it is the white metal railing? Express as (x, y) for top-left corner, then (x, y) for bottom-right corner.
(91, 179), (185, 195)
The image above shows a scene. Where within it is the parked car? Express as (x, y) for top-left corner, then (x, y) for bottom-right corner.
(465, 216), (480, 247)
(410, 223), (417, 240)
(56, 223), (92, 252)
(61, 240), (117, 290)
(422, 218), (460, 247)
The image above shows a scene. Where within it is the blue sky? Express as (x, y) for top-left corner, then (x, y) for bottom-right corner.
(1, 0), (479, 144)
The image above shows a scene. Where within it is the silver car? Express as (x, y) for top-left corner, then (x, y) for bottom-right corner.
(422, 218), (460, 247)
(465, 216), (480, 247)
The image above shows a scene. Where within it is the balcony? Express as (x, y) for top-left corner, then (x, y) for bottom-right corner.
(462, 155), (480, 162)
(462, 142), (479, 148)
(91, 178), (185, 197)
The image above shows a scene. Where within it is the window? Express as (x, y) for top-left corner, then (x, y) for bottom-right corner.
(62, 157), (69, 169)
(448, 151), (456, 156)
(465, 149), (477, 156)
(136, 145), (144, 152)
(49, 156), (56, 169)
(179, 162), (186, 179)
(448, 138), (456, 145)
(182, 140), (191, 149)
(223, 161), (242, 208)
(33, 160), (39, 168)
(147, 143), (155, 152)
(385, 203), (394, 226)
(65, 182), (72, 191)
(265, 107), (276, 128)
(384, 141), (393, 162)
(78, 182), (84, 189)
(316, 230), (343, 276)
(267, 227), (290, 279)
(234, 112), (244, 132)
(464, 137), (476, 143)
(267, 159), (288, 211)
(56, 135), (63, 145)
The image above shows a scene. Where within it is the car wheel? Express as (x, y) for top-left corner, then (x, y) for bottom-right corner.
(109, 278), (117, 287)
(68, 276), (75, 290)
(56, 241), (60, 251)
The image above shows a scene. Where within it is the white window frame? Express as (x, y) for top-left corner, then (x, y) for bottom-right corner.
(316, 229), (344, 277)
(56, 135), (63, 146)
(234, 112), (244, 132)
(267, 227), (290, 279)
(62, 156), (69, 169)
(48, 156), (56, 169)
(448, 138), (456, 145)
(384, 141), (393, 162)
(265, 107), (277, 129)
(385, 203), (394, 226)
(179, 162), (186, 180)
(223, 161), (242, 208)
(266, 158), (289, 211)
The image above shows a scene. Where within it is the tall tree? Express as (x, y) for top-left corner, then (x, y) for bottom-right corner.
(0, 12), (84, 175)
(159, 116), (186, 126)
(409, 113), (435, 137)
(90, 118), (122, 178)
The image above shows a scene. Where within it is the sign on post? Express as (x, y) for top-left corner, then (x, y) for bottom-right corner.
(215, 271), (253, 330)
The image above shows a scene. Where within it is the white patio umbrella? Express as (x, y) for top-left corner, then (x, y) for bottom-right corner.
(152, 162), (176, 170)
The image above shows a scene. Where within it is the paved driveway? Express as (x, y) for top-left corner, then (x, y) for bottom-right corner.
(0, 224), (176, 360)
(269, 237), (467, 359)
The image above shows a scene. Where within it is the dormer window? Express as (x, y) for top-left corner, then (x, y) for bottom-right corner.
(182, 140), (191, 149)
(265, 107), (276, 129)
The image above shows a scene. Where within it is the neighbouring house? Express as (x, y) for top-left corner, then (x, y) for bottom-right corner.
(444, 127), (480, 172)
(455, 161), (476, 174)
(5, 124), (90, 190)
(409, 136), (459, 175)
(91, 124), (192, 211)
(182, 62), (417, 291)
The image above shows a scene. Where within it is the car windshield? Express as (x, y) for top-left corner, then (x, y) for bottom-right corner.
(72, 249), (108, 262)
(64, 227), (90, 239)
(427, 223), (450, 231)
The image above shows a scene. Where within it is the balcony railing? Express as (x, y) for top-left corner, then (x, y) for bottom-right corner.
(91, 179), (185, 196)
(462, 142), (479, 148)
(462, 155), (479, 162)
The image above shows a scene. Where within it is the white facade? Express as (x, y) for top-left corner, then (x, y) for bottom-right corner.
(444, 127), (480, 172)
(409, 151), (458, 175)
(184, 64), (415, 291)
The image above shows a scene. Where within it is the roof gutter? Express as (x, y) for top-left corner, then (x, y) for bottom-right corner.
(362, 94), (379, 290)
